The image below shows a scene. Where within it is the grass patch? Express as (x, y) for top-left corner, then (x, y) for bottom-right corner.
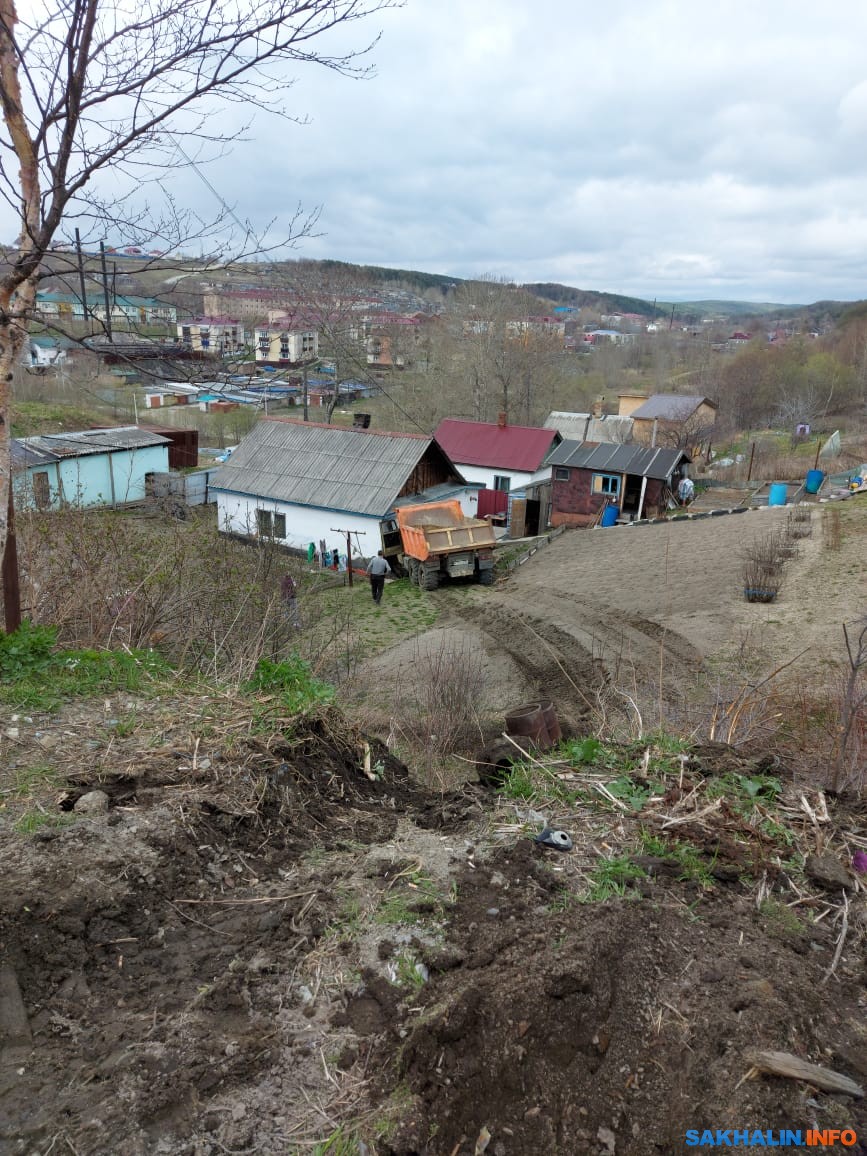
(309, 1128), (363, 1156)
(637, 831), (717, 887)
(8, 763), (61, 798)
(0, 621), (172, 711)
(584, 855), (646, 902)
(13, 811), (76, 835)
(375, 871), (449, 927)
(758, 898), (805, 937)
(245, 655), (334, 715)
(391, 950), (428, 991)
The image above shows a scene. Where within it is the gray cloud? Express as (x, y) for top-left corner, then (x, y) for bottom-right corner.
(9, 0), (867, 301)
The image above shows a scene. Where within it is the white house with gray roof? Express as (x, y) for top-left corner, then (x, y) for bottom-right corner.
(209, 418), (469, 561)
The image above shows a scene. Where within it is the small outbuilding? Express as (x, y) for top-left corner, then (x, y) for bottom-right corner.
(12, 427), (170, 511)
(548, 441), (690, 526)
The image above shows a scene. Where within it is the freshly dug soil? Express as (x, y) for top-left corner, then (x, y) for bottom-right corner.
(0, 715), (864, 1155)
(375, 840), (866, 1155)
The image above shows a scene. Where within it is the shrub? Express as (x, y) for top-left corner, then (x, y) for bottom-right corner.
(245, 655), (334, 713)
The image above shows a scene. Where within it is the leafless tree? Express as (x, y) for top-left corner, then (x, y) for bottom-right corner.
(0, 0), (399, 600)
(656, 399), (717, 457)
(832, 614), (867, 794)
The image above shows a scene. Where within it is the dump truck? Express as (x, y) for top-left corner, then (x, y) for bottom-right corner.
(379, 500), (496, 591)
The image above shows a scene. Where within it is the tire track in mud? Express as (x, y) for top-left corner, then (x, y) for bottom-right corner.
(501, 586), (705, 682)
(446, 581), (705, 728)
(451, 599), (603, 731)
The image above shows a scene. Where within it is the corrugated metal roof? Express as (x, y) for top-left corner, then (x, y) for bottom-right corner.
(549, 441), (688, 480)
(435, 419), (559, 472)
(11, 439), (60, 468)
(209, 419), (436, 517)
(393, 481), (478, 508)
(544, 411), (634, 443)
(629, 395), (717, 420)
(15, 427), (170, 460)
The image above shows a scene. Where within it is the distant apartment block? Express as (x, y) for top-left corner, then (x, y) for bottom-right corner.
(178, 318), (246, 355)
(254, 323), (319, 365)
(35, 291), (177, 326)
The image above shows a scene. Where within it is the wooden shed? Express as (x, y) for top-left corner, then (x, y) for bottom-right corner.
(548, 442), (690, 526)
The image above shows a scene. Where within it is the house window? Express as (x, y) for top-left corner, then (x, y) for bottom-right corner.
(493, 475), (511, 493)
(256, 509), (286, 538)
(592, 473), (621, 496)
(553, 467), (570, 482)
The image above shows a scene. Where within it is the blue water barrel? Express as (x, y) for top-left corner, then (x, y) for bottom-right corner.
(768, 483), (788, 507)
(601, 504), (619, 526)
(804, 469), (824, 495)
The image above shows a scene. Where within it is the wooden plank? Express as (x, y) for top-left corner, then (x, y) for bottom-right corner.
(745, 1050), (863, 1098)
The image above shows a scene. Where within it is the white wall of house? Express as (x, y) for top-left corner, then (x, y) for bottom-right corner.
(215, 491), (383, 560)
(450, 463), (552, 493)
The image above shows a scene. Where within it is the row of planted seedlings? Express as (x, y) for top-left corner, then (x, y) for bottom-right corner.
(742, 506), (813, 603)
(487, 732), (841, 915)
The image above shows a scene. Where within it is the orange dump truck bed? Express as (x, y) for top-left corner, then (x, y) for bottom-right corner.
(395, 500), (496, 562)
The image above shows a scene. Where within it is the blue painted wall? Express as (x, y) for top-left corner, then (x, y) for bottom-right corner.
(15, 444), (169, 509)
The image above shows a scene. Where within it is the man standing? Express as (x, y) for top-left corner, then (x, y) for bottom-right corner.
(367, 551), (389, 604)
(677, 475), (695, 507)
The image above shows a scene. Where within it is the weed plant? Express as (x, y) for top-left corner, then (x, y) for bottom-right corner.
(0, 620), (170, 711)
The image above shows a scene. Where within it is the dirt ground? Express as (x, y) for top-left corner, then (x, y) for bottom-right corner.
(354, 502), (866, 745)
(1, 501), (865, 1155)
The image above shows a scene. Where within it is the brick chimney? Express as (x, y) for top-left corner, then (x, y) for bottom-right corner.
(497, 411), (508, 428)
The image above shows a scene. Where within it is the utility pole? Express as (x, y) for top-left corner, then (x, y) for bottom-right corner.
(99, 241), (113, 342)
(330, 527), (366, 587)
(2, 487), (22, 633)
(74, 228), (90, 332)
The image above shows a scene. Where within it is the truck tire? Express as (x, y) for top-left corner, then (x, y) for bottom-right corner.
(419, 566), (440, 591)
(477, 567), (494, 586)
(408, 559), (420, 585)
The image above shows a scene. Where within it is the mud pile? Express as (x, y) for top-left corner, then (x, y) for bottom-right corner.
(378, 841), (866, 1155)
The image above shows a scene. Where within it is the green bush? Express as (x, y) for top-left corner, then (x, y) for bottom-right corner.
(245, 655), (334, 713)
(0, 620), (58, 679)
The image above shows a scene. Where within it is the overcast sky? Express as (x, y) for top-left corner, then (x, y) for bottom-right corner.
(23, 0), (867, 303)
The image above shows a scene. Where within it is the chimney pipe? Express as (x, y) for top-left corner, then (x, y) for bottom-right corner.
(497, 411), (507, 428)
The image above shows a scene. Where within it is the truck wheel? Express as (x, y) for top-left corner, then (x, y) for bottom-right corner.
(409, 559), (419, 585)
(419, 567), (439, 591)
(477, 568), (494, 586)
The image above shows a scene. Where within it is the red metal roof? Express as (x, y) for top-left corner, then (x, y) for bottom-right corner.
(434, 418), (559, 472)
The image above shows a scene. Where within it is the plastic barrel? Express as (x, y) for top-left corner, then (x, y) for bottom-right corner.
(505, 702), (551, 750)
(804, 470), (824, 495)
(538, 699), (562, 745)
(768, 483), (788, 507)
(601, 504), (619, 527)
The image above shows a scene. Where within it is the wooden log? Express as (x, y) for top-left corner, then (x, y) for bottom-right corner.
(745, 1050), (863, 1098)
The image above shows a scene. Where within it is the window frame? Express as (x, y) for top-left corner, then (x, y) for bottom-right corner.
(493, 474), (511, 493)
(553, 466), (570, 482)
(256, 509), (286, 538)
(592, 472), (621, 497)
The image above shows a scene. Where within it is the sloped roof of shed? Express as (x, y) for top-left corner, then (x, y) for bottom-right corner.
(209, 419), (443, 517)
(544, 411), (634, 443)
(548, 441), (688, 480)
(434, 418), (559, 472)
(629, 395), (718, 420)
(15, 427), (169, 459)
